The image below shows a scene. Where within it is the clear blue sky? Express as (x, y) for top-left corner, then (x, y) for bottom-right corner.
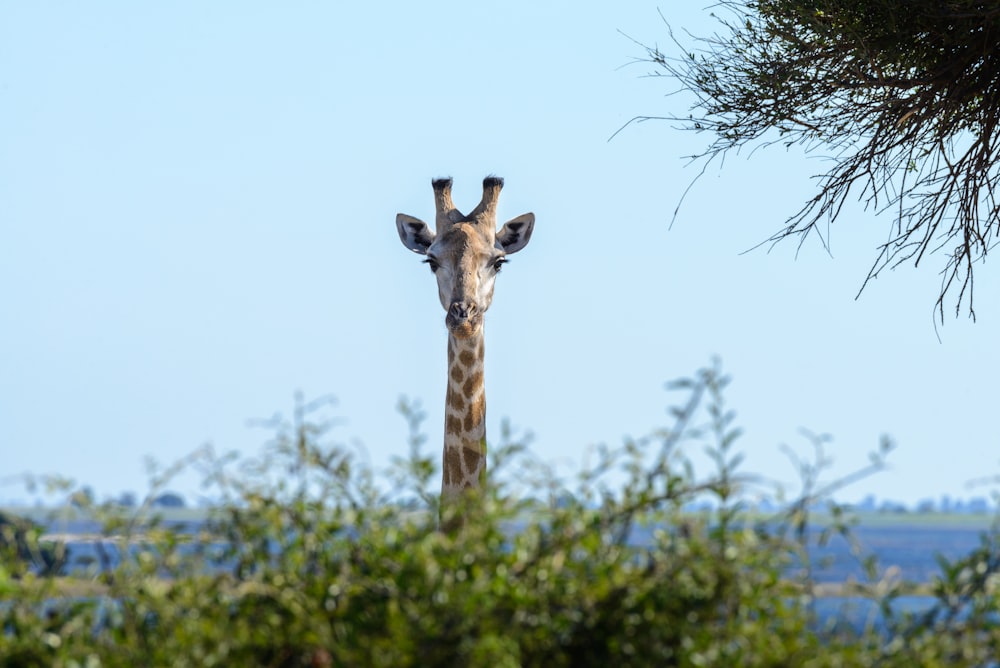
(2, 2), (997, 507)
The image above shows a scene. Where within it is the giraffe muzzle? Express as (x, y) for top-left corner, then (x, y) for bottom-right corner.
(446, 301), (481, 337)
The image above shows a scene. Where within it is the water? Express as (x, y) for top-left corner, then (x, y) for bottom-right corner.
(806, 523), (989, 583)
(800, 522), (995, 632)
(40, 516), (208, 574)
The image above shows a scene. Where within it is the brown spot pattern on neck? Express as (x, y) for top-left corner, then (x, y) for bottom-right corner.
(443, 331), (487, 495)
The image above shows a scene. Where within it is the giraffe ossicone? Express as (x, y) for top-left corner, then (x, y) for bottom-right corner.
(396, 176), (535, 498)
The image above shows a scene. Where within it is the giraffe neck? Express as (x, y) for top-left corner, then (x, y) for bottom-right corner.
(442, 330), (486, 497)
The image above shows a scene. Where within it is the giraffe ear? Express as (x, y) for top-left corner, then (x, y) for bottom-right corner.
(496, 213), (534, 254)
(396, 213), (435, 254)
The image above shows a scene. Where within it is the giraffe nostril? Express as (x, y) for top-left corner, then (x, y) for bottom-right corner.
(449, 302), (475, 319)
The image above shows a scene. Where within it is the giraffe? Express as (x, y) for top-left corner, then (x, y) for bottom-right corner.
(396, 176), (534, 499)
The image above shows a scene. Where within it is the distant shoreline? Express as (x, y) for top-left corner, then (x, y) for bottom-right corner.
(5, 505), (997, 531)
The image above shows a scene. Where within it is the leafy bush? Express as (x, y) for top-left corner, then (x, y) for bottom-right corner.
(0, 511), (64, 579)
(2, 363), (1000, 666)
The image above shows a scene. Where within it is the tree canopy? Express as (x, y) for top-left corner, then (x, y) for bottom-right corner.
(637, 1), (1000, 320)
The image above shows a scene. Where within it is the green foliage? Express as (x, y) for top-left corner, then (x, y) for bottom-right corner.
(632, 1), (1000, 321)
(0, 511), (65, 578)
(3, 363), (1000, 666)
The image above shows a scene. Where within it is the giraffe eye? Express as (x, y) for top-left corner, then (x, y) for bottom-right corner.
(423, 257), (440, 273)
(492, 257), (507, 273)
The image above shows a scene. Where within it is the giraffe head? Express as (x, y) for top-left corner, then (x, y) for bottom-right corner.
(397, 176), (534, 339)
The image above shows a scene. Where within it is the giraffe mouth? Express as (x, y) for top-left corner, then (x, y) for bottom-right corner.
(446, 313), (482, 339)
